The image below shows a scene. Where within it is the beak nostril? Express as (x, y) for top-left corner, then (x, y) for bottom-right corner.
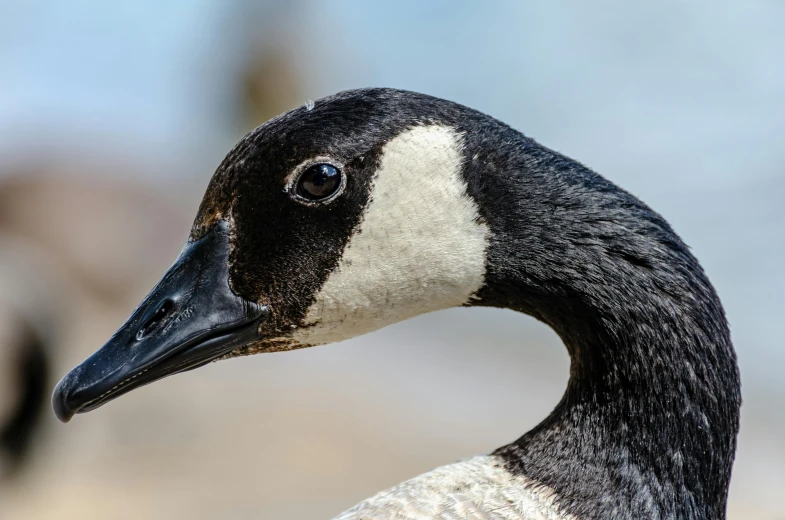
(136, 299), (176, 341)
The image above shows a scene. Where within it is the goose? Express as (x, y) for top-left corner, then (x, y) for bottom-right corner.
(52, 88), (740, 519)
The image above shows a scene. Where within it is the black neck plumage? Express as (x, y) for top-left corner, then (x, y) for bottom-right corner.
(459, 121), (740, 519)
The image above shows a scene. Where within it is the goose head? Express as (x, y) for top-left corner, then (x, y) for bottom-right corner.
(52, 89), (493, 421)
(52, 88), (740, 518)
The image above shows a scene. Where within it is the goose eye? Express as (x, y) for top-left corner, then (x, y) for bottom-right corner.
(295, 164), (342, 201)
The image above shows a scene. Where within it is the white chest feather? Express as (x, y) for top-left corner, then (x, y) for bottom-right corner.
(292, 125), (490, 346)
(334, 455), (572, 520)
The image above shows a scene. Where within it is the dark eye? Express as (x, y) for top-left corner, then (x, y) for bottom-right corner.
(295, 163), (343, 201)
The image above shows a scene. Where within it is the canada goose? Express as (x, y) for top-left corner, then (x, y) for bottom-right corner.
(52, 89), (740, 519)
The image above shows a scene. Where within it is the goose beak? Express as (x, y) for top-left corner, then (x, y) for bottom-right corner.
(52, 221), (268, 423)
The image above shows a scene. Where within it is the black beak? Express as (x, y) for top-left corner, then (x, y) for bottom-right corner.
(52, 221), (268, 423)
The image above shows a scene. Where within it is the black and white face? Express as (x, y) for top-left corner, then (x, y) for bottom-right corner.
(216, 120), (490, 352)
(53, 89), (490, 421)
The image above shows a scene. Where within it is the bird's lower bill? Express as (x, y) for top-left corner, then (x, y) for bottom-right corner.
(51, 221), (269, 423)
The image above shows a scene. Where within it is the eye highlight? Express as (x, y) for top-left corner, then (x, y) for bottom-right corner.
(294, 163), (343, 202)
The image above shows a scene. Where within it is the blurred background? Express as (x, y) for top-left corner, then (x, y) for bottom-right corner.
(0, 1), (783, 518)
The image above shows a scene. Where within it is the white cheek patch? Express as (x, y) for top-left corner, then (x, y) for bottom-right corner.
(292, 124), (490, 346)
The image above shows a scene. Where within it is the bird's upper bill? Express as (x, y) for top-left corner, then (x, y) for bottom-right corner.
(51, 221), (268, 422)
